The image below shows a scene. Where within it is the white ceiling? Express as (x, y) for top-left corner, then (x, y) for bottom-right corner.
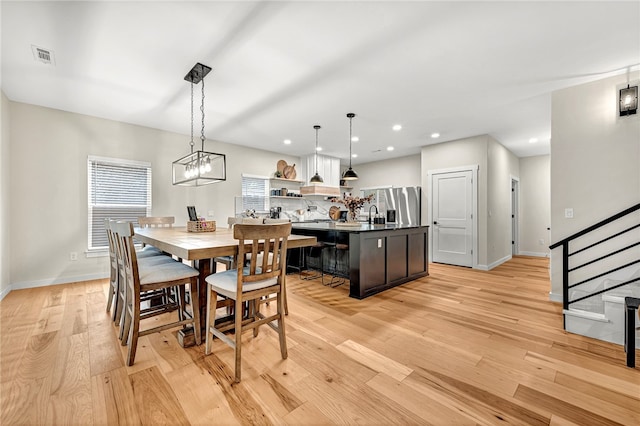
(2, 1), (639, 164)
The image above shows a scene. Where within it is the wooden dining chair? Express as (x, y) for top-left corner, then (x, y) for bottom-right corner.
(214, 217), (239, 271)
(205, 222), (291, 382)
(138, 216), (175, 228)
(115, 221), (201, 365)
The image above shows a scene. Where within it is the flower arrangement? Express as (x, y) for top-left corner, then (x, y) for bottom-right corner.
(330, 194), (374, 222)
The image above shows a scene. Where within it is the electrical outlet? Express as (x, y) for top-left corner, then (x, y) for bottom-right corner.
(70, 252), (78, 261)
(539, 239), (545, 245)
(207, 210), (215, 218)
(564, 208), (574, 218)
(377, 239), (382, 248)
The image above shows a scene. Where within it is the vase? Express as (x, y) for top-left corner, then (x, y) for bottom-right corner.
(347, 208), (359, 223)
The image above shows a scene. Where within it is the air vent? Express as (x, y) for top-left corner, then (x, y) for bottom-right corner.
(31, 45), (55, 65)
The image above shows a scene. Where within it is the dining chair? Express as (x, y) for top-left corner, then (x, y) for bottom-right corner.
(204, 222), (291, 382)
(213, 217), (239, 271)
(115, 221), (201, 366)
(138, 216), (175, 228)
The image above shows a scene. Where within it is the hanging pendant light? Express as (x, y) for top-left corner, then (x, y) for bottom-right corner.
(310, 125), (324, 183)
(172, 62), (226, 186)
(342, 112), (358, 181)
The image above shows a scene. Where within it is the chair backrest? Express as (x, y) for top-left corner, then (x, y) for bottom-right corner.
(114, 221), (141, 296)
(234, 223), (291, 286)
(263, 218), (290, 224)
(138, 216), (175, 228)
(240, 217), (264, 225)
(104, 219), (117, 263)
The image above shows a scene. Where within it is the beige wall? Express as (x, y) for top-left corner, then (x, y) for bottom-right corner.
(421, 135), (489, 267)
(487, 137), (520, 266)
(1, 91), (10, 299)
(8, 102), (299, 288)
(550, 72), (640, 300)
(519, 155), (550, 256)
(347, 154), (421, 194)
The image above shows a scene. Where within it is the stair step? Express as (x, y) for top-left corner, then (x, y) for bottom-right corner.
(563, 309), (609, 322)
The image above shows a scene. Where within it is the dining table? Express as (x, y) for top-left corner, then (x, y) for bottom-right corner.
(134, 225), (317, 346)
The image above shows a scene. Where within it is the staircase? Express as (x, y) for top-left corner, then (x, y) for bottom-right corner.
(550, 203), (640, 348)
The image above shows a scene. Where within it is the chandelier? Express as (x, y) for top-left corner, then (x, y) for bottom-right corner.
(172, 63), (226, 186)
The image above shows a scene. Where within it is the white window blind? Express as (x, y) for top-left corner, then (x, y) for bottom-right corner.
(88, 156), (152, 250)
(241, 174), (269, 213)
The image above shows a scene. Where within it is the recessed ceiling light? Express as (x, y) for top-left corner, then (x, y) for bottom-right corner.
(283, 139), (291, 145)
(316, 146), (322, 151)
(387, 146), (394, 151)
(351, 136), (359, 142)
(352, 154), (358, 158)
(529, 138), (538, 144)
(392, 124), (402, 131)
(431, 132), (440, 138)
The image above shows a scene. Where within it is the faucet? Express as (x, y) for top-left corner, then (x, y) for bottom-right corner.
(368, 205), (379, 224)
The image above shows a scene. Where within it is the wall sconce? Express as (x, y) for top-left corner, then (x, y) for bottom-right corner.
(619, 85), (638, 117)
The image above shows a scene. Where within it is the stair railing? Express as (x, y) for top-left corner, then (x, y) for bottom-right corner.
(549, 202), (640, 326)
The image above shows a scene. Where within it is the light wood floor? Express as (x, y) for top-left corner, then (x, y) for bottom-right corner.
(2, 256), (639, 425)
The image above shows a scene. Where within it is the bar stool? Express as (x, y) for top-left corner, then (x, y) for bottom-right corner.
(328, 243), (349, 287)
(300, 242), (327, 284)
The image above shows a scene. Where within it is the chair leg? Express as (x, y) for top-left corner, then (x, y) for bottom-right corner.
(106, 277), (115, 314)
(205, 285), (216, 355)
(126, 301), (141, 366)
(177, 285), (186, 322)
(252, 300), (259, 337)
(234, 300), (243, 383)
(277, 292), (288, 360)
(113, 276), (123, 324)
(190, 278), (201, 345)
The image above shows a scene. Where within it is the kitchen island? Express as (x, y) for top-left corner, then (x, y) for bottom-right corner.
(291, 222), (429, 299)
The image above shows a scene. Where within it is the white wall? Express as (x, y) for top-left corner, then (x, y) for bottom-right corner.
(0, 91), (10, 299)
(8, 101), (299, 288)
(550, 72), (640, 300)
(519, 155), (550, 256)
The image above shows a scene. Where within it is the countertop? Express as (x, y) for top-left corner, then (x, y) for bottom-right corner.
(291, 222), (429, 232)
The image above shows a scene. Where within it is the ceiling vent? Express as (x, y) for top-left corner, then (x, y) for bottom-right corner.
(31, 45), (55, 65)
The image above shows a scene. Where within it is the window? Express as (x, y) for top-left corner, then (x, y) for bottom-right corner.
(241, 174), (269, 213)
(88, 156), (151, 250)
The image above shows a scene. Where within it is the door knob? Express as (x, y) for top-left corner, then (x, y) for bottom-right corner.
(433, 221), (438, 225)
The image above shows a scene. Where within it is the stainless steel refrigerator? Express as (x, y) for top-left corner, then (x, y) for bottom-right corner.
(383, 187), (421, 226)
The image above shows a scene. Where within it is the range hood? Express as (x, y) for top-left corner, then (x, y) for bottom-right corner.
(300, 185), (340, 197)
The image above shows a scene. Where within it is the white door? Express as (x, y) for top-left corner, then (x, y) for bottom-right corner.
(432, 170), (473, 267)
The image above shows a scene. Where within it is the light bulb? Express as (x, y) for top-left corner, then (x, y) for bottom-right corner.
(204, 156), (212, 172)
(624, 95), (632, 106)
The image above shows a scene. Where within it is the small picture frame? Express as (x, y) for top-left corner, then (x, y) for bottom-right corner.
(187, 206), (198, 221)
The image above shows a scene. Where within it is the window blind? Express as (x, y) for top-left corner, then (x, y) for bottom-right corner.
(241, 175), (269, 213)
(88, 156), (152, 250)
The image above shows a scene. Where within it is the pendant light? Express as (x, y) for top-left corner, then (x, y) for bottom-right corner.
(310, 125), (324, 183)
(172, 62), (227, 186)
(342, 112), (358, 180)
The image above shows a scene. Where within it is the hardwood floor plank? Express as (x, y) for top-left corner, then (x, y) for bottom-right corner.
(513, 384), (625, 426)
(47, 332), (93, 425)
(405, 366), (550, 426)
(129, 366), (190, 425)
(164, 362), (239, 425)
(91, 367), (142, 426)
(3, 257), (640, 425)
(336, 339), (413, 381)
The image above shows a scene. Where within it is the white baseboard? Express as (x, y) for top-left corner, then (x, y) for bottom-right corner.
(0, 285), (11, 302)
(549, 292), (562, 303)
(10, 272), (109, 291)
(519, 251), (549, 258)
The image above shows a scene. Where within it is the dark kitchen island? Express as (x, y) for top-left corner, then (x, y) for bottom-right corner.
(291, 222), (429, 299)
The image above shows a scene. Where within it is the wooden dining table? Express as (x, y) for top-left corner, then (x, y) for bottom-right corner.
(134, 226), (317, 346)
